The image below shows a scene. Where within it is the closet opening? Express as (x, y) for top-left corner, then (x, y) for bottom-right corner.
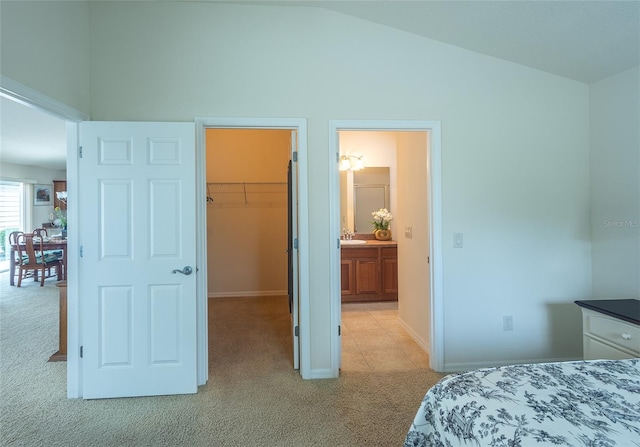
(203, 127), (301, 377)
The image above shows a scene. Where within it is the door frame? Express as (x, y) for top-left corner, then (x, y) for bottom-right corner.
(195, 117), (310, 380)
(1, 75), (89, 398)
(328, 120), (444, 373)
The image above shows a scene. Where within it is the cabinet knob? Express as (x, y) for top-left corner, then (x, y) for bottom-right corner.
(621, 333), (631, 340)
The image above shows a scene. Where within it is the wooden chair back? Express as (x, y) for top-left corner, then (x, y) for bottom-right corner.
(15, 232), (61, 287)
(8, 231), (21, 247)
(8, 231), (24, 281)
(33, 228), (48, 238)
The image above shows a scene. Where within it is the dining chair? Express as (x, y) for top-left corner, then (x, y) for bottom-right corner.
(33, 227), (48, 238)
(15, 232), (62, 287)
(8, 231), (30, 283)
(33, 227), (64, 262)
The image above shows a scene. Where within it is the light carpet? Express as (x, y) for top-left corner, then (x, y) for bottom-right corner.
(0, 274), (443, 446)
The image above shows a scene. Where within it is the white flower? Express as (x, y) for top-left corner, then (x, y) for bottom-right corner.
(371, 208), (394, 230)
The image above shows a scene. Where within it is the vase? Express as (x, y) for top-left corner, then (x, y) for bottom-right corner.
(374, 229), (391, 241)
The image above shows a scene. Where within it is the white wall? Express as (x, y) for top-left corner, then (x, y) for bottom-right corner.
(0, 162), (66, 231)
(2, 1), (593, 373)
(590, 66), (640, 298)
(0, 1), (90, 115)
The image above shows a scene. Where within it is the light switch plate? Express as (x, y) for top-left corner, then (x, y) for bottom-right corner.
(405, 227), (413, 239)
(453, 232), (463, 248)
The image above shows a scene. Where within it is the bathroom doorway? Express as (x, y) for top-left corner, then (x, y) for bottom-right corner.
(329, 120), (444, 374)
(337, 130), (430, 371)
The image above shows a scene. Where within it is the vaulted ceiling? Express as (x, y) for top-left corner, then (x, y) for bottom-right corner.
(2, 0), (638, 171)
(316, 0), (639, 83)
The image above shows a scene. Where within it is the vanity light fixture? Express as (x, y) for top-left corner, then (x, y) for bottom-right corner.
(339, 155), (365, 171)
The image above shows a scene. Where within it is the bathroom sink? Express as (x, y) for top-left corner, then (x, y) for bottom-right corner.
(340, 239), (367, 245)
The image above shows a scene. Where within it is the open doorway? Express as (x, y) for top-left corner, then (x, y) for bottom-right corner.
(329, 120), (444, 374)
(1, 82), (87, 397)
(196, 118), (310, 380)
(204, 128), (294, 372)
(337, 130), (431, 372)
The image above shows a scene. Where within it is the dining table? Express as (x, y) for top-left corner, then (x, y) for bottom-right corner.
(9, 237), (67, 286)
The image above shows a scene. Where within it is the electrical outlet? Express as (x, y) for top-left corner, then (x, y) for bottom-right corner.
(503, 316), (513, 331)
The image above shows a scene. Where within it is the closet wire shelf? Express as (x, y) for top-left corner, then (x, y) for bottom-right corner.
(206, 182), (287, 207)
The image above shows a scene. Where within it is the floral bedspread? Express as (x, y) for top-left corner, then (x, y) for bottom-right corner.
(405, 359), (640, 447)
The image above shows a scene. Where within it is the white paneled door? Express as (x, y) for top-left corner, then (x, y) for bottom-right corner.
(80, 122), (197, 399)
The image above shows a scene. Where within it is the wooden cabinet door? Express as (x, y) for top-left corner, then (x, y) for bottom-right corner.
(355, 259), (379, 295)
(381, 257), (398, 294)
(340, 260), (355, 295)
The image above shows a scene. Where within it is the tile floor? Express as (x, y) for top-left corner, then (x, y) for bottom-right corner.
(341, 301), (431, 372)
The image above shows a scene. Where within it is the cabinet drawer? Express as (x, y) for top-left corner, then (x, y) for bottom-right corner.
(341, 247), (378, 259)
(381, 247), (397, 258)
(584, 336), (638, 360)
(584, 312), (640, 355)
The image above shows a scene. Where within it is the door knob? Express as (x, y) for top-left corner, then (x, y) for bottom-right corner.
(172, 266), (193, 275)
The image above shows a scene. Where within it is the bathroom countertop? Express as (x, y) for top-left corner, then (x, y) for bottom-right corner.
(340, 240), (397, 247)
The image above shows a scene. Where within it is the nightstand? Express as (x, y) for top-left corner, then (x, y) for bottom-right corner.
(575, 299), (640, 360)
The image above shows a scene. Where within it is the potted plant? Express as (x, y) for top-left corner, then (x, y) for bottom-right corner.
(371, 208), (393, 240)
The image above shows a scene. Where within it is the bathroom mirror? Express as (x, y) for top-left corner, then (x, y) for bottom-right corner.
(340, 167), (390, 233)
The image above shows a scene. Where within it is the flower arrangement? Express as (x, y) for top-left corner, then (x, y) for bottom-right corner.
(54, 206), (67, 229)
(371, 208), (394, 231)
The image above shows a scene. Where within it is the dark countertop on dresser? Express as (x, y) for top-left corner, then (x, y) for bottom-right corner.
(575, 299), (640, 325)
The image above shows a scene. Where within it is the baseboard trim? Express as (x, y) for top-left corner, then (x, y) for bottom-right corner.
(397, 317), (430, 355)
(308, 368), (335, 379)
(443, 356), (583, 374)
(208, 290), (287, 298)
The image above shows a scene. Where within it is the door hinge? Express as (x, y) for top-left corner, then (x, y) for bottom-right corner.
(80, 346), (83, 358)
(292, 151), (298, 162)
(428, 256), (430, 264)
(78, 146), (83, 158)
(294, 326), (299, 337)
(338, 325), (341, 336)
(79, 245), (83, 258)
(336, 152), (340, 163)
(294, 238), (298, 250)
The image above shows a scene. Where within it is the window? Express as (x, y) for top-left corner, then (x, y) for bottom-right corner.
(0, 181), (23, 261)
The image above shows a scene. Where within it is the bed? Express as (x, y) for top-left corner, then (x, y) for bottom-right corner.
(405, 358), (640, 446)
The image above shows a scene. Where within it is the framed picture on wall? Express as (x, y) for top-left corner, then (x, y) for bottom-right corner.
(34, 184), (53, 206)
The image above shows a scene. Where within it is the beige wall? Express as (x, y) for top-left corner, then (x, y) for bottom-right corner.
(206, 129), (291, 296)
(395, 133), (430, 351)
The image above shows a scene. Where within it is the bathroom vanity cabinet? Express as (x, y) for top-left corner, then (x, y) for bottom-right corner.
(341, 241), (398, 302)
